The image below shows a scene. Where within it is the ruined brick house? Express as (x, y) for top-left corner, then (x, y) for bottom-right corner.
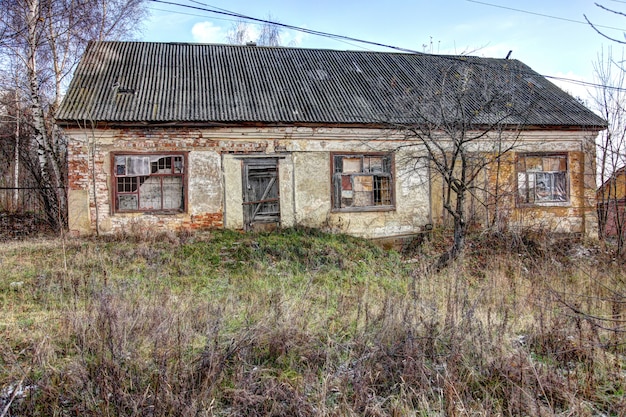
(55, 41), (605, 238)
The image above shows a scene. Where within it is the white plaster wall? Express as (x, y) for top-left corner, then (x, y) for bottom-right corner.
(293, 152), (332, 227)
(222, 155), (244, 229)
(278, 154), (296, 228)
(188, 151), (223, 215)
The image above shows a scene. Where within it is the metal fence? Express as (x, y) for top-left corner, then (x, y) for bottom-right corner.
(0, 187), (49, 216)
(0, 187), (63, 237)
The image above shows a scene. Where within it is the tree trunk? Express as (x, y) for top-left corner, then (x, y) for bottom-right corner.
(434, 188), (467, 272)
(26, 0), (65, 229)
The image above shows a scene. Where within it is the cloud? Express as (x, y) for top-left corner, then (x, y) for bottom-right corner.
(191, 21), (224, 44)
(283, 29), (306, 47)
(246, 25), (261, 43)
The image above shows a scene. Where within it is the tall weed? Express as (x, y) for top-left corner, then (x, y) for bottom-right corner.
(0, 228), (624, 416)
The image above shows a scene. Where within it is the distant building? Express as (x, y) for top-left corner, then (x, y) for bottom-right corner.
(598, 166), (626, 237)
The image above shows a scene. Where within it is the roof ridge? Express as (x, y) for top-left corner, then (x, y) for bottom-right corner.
(86, 40), (521, 62)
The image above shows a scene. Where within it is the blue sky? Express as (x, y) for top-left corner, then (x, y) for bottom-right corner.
(142, 0), (626, 101)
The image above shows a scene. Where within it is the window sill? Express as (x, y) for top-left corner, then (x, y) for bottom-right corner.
(114, 210), (186, 215)
(517, 201), (570, 208)
(331, 206), (396, 213)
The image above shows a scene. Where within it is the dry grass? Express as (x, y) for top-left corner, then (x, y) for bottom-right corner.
(0, 227), (624, 416)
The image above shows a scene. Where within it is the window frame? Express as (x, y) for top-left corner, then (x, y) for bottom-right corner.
(331, 152), (395, 212)
(111, 152), (188, 214)
(516, 152), (569, 206)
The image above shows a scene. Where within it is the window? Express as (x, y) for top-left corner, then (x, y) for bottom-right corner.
(113, 153), (186, 212)
(517, 153), (568, 204)
(332, 153), (393, 210)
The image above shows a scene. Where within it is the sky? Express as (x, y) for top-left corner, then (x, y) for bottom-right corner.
(141, 0), (626, 104)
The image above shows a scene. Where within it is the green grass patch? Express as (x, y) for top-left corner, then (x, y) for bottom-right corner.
(0, 228), (624, 416)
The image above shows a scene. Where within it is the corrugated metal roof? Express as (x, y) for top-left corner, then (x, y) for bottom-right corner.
(56, 41), (606, 128)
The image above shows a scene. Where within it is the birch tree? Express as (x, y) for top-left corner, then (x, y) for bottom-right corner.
(226, 15), (283, 46)
(0, 0), (146, 230)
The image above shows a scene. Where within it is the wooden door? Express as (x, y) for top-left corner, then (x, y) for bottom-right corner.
(242, 159), (280, 231)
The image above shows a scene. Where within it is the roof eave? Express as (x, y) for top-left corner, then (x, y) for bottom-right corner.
(55, 119), (607, 132)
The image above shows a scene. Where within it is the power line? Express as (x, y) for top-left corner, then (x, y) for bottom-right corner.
(187, 0), (239, 16)
(466, 0), (626, 32)
(148, 2), (372, 50)
(149, 0), (423, 54)
(147, 0), (626, 93)
(544, 74), (626, 92)
(147, 6), (237, 23)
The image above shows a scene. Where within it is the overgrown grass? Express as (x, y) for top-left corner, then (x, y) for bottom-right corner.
(0, 227), (624, 416)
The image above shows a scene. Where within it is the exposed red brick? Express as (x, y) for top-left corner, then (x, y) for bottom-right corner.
(179, 212), (224, 231)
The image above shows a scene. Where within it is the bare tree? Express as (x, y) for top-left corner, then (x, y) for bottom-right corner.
(225, 20), (252, 45)
(386, 59), (529, 270)
(226, 15), (283, 47)
(592, 47), (626, 253)
(585, 3), (626, 44)
(0, 0), (146, 230)
(257, 15), (282, 47)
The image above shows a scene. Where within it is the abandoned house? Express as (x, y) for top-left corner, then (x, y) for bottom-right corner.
(55, 41), (606, 239)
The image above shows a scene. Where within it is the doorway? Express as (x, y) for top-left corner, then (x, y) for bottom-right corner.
(242, 159), (280, 231)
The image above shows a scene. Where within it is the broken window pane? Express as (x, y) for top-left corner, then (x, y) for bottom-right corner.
(117, 177), (138, 193)
(517, 154), (567, 204)
(353, 175), (374, 206)
(174, 157), (184, 174)
(333, 156), (343, 173)
(525, 156), (543, 172)
(113, 153), (185, 212)
(342, 157), (362, 173)
(118, 194), (138, 211)
(151, 156), (172, 174)
(374, 176), (392, 205)
(341, 175), (352, 190)
(127, 156), (150, 175)
(366, 157), (383, 173)
(140, 176), (163, 209)
(115, 156), (126, 175)
(332, 153), (393, 209)
(163, 177), (183, 209)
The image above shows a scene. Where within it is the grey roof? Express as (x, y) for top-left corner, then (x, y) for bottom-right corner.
(56, 41), (606, 129)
